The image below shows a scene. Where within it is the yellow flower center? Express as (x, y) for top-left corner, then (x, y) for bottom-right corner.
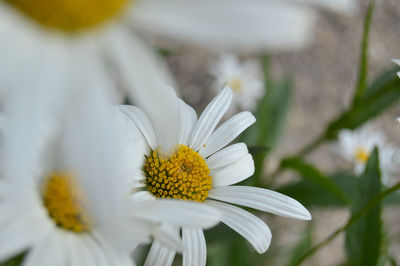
(144, 145), (212, 202)
(355, 147), (370, 163)
(3, 0), (130, 32)
(42, 172), (91, 233)
(228, 77), (244, 92)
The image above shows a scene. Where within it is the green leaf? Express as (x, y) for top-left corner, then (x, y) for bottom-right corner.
(247, 146), (270, 156)
(352, 0), (375, 105)
(0, 254), (25, 266)
(278, 173), (355, 207)
(278, 171), (400, 208)
(281, 157), (350, 204)
(241, 56), (293, 186)
(325, 66), (400, 139)
(250, 66), (292, 150)
(286, 225), (312, 266)
(345, 148), (381, 266)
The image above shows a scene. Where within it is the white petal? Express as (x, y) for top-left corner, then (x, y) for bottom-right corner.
(0, 215), (36, 262)
(208, 186), (312, 220)
(105, 27), (178, 153)
(199, 112), (255, 157)
(131, 200), (220, 229)
(392, 149), (400, 164)
(206, 143), (249, 169)
(189, 87), (232, 151)
(60, 81), (133, 251)
(131, 0), (315, 51)
(182, 228), (206, 266)
(144, 242), (176, 266)
(116, 105), (158, 150)
(206, 200), (271, 253)
(131, 191), (155, 202)
(22, 230), (65, 266)
(178, 100), (198, 146)
(211, 154), (254, 187)
(81, 236), (110, 266)
(68, 235), (97, 266)
(294, 0), (356, 14)
(153, 225), (182, 253)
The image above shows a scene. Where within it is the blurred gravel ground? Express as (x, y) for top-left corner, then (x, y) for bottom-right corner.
(158, 1), (400, 265)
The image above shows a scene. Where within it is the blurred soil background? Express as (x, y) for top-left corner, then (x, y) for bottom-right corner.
(149, 1), (400, 265)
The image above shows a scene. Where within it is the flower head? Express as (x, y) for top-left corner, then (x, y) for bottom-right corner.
(210, 54), (264, 111)
(117, 86), (311, 266)
(336, 124), (399, 186)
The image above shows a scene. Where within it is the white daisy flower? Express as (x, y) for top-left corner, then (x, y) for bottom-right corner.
(116, 86), (311, 266)
(0, 85), (136, 265)
(209, 54), (264, 111)
(0, 84), (220, 266)
(336, 124), (399, 186)
(0, 0), (356, 103)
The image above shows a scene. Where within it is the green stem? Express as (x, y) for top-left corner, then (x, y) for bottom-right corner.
(293, 181), (400, 265)
(266, 132), (327, 187)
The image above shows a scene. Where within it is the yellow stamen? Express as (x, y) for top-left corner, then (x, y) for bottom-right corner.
(228, 77), (244, 92)
(4, 0), (130, 32)
(355, 147), (370, 163)
(144, 145), (212, 202)
(42, 172), (91, 233)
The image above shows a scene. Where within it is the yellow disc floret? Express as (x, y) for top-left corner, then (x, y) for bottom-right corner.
(144, 145), (212, 202)
(4, 0), (129, 32)
(42, 172), (91, 233)
(228, 77), (244, 92)
(355, 147), (370, 163)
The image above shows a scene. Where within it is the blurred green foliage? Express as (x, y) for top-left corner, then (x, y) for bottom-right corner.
(345, 148), (381, 266)
(217, 1), (400, 265)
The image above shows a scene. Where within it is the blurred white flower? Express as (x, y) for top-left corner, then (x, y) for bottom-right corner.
(0, 83), (220, 265)
(336, 124), (399, 186)
(116, 86), (311, 266)
(0, 0), (356, 104)
(209, 54), (264, 111)
(0, 85), (137, 265)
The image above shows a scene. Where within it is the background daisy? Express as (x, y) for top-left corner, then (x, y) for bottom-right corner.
(209, 54), (264, 112)
(335, 124), (399, 186)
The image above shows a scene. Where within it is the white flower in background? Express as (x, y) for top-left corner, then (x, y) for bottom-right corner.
(336, 124), (399, 186)
(0, 0), (355, 104)
(393, 59), (400, 78)
(116, 86), (311, 266)
(0, 84), (220, 266)
(209, 54), (264, 111)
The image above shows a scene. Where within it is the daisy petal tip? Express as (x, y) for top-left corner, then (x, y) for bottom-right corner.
(243, 111), (257, 125)
(300, 207), (312, 221)
(256, 240), (271, 254)
(222, 84), (234, 96)
(392, 59), (400, 65)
